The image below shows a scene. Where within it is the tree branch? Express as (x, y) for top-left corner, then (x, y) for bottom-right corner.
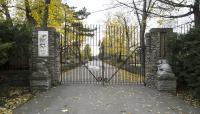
(116, 0), (142, 26)
(157, 0), (193, 8)
(147, 9), (193, 18)
(116, 0), (194, 20)
(0, 9), (5, 15)
(147, 0), (153, 12)
(7, 6), (26, 11)
(132, 0), (142, 27)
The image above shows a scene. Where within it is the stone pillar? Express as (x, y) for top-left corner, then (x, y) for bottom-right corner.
(145, 28), (173, 88)
(30, 27), (61, 90)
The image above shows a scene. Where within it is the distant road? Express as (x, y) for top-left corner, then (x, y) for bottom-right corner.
(62, 60), (118, 84)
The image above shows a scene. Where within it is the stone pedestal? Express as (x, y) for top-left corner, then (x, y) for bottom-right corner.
(156, 74), (177, 91)
(30, 62), (51, 90)
(157, 79), (177, 91)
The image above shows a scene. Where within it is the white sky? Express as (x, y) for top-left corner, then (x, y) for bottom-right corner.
(62, 0), (193, 27)
(62, 0), (114, 24)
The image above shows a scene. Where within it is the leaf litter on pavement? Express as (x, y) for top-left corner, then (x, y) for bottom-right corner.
(0, 87), (35, 114)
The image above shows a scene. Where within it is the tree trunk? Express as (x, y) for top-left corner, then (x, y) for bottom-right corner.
(24, 0), (36, 26)
(42, 0), (50, 27)
(140, 27), (146, 78)
(1, 2), (12, 24)
(123, 17), (130, 55)
(140, 0), (147, 80)
(194, 0), (200, 28)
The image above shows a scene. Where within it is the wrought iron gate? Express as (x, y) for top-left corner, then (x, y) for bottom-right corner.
(60, 25), (144, 85)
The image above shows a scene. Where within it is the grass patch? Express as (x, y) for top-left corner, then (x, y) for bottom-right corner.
(117, 69), (144, 83)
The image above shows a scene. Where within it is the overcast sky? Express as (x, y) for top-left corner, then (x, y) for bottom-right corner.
(62, 0), (114, 24)
(61, 0), (171, 31)
(62, 0), (193, 26)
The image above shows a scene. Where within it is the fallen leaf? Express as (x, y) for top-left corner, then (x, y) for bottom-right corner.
(72, 97), (80, 100)
(61, 108), (69, 112)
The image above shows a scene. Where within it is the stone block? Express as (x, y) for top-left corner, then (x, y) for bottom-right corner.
(30, 79), (51, 90)
(157, 80), (176, 91)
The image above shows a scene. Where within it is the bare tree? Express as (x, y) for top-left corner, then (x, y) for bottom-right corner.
(156, 0), (200, 28)
(116, 0), (157, 80)
(118, 0), (200, 28)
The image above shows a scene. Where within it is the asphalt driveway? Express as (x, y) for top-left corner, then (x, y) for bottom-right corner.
(14, 85), (200, 114)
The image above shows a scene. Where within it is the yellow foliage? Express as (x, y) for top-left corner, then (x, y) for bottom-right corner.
(0, 87), (33, 114)
(103, 36), (127, 55)
(15, 0), (81, 29)
(102, 17), (130, 56)
(0, 108), (12, 114)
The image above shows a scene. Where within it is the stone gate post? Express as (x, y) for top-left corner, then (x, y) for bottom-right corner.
(30, 27), (61, 90)
(145, 28), (176, 91)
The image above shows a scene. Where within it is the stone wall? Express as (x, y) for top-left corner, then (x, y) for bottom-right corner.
(30, 27), (61, 90)
(145, 28), (173, 88)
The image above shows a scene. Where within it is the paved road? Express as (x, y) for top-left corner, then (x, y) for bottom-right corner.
(62, 60), (123, 84)
(85, 60), (117, 79)
(62, 60), (143, 84)
(13, 61), (200, 114)
(14, 85), (200, 114)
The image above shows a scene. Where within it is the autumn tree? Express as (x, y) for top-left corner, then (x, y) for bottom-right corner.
(23, 0), (37, 26)
(0, 0), (12, 24)
(42, 0), (50, 27)
(59, 4), (93, 63)
(102, 16), (129, 61)
(82, 44), (92, 61)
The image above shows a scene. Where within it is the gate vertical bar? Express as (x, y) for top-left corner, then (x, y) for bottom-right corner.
(64, 12), (67, 84)
(60, 35), (63, 83)
(98, 25), (101, 85)
(102, 40), (105, 85)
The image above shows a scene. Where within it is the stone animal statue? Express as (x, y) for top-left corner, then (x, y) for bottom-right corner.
(157, 59), (172, 74)
(157, 59), (175, 79)
(156, 59), (177, 91)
